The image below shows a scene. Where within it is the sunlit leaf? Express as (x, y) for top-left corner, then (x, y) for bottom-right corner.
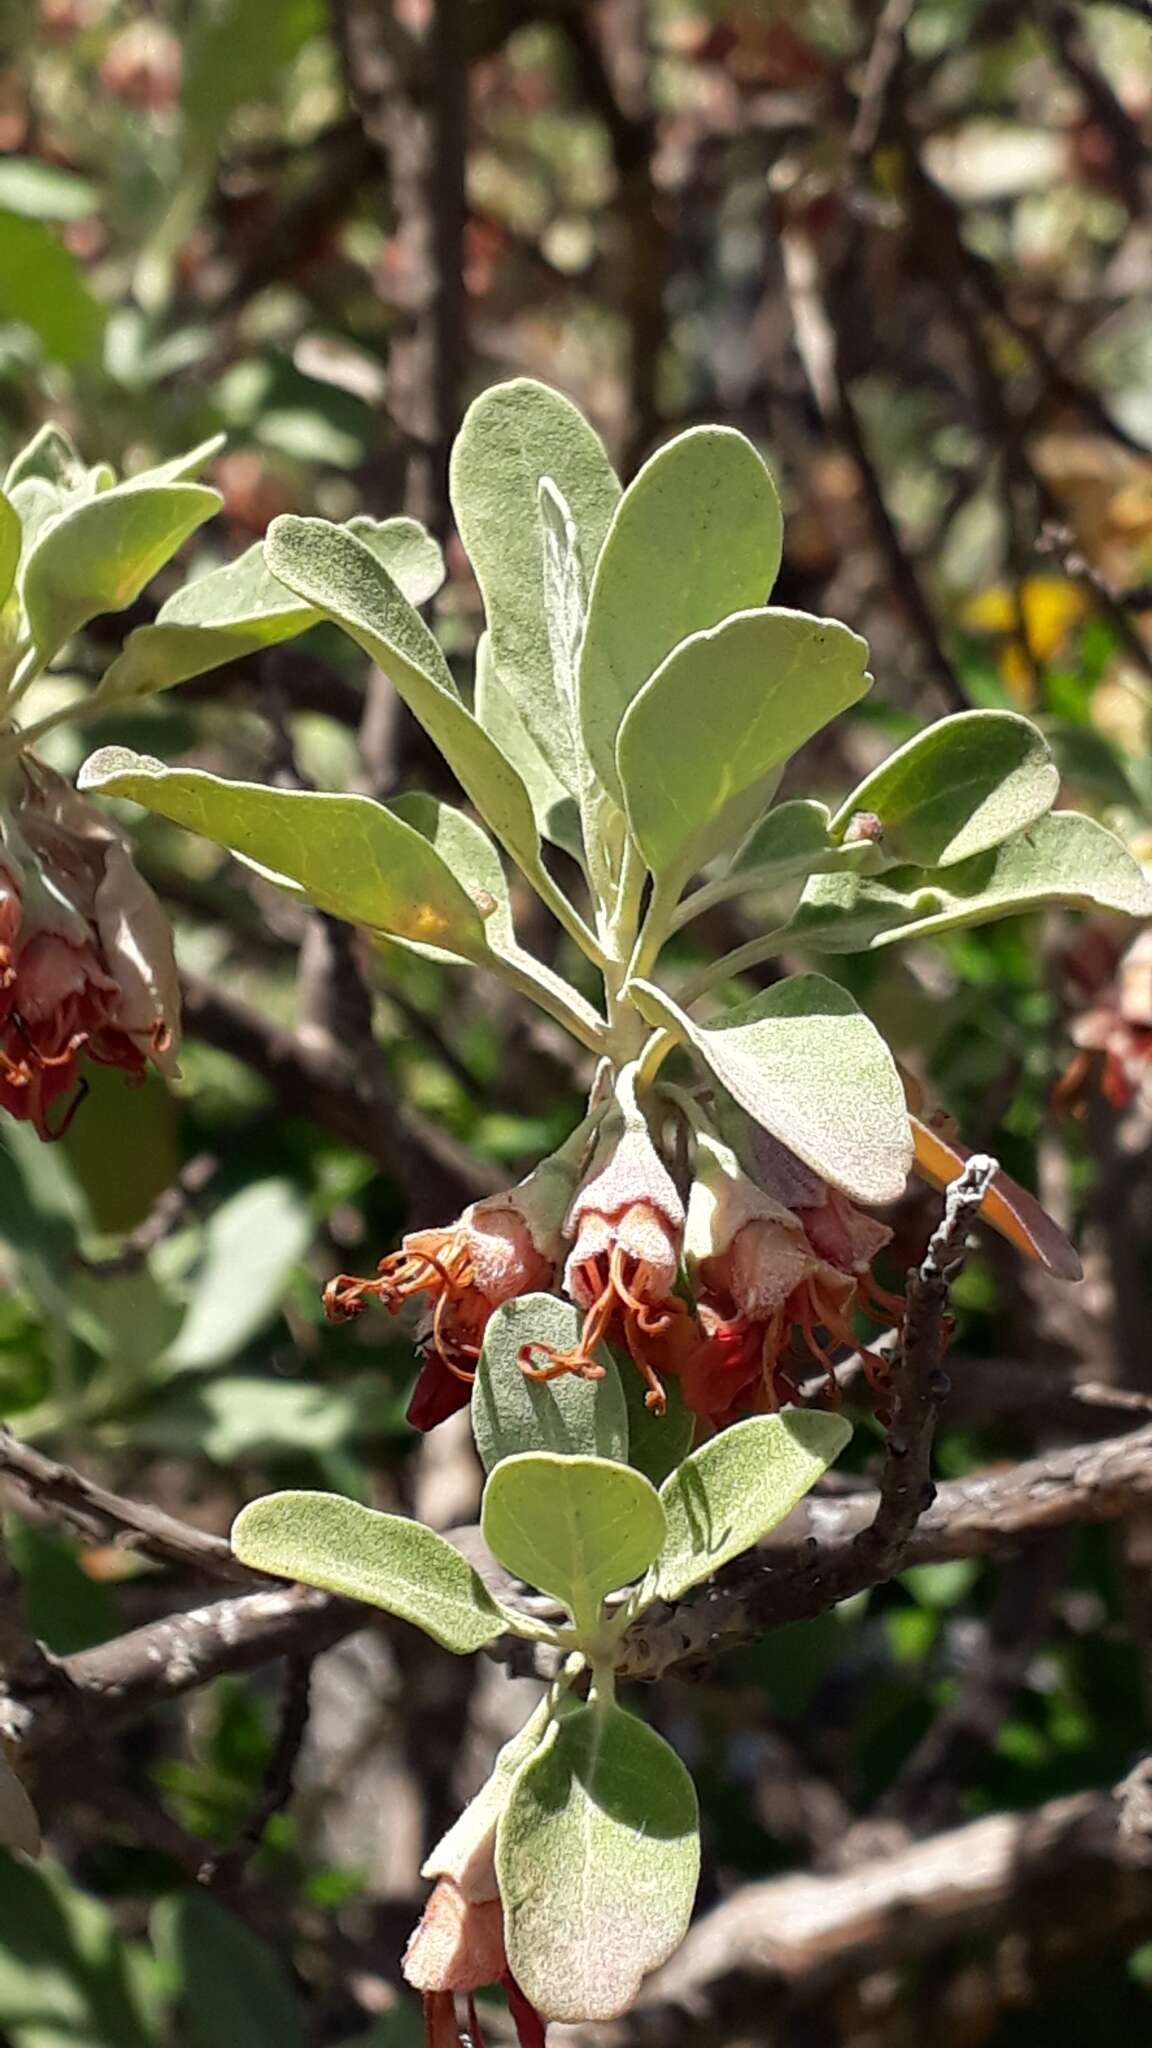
(630, 974), (912, 1205)
(78, 750), (493, 959)
(450, 377), (620, 796)
(231, 1491), (506, 1654)
(791, 811), (1152, 953)
(830, 710), (1059, 867)
(580, 426), (782, 804)
(0, 212), (105, 367)
(23, 481), (221, 652)
(473, 1296), (629, 1474)
(498, 1703), (699, 2021)
(481, 1452), (666, 1636)
(616, 610), (870, 882)
(650, 1410), (851, 1602)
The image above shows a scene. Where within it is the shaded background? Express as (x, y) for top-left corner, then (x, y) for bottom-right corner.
(2, 1), (1152, 2042)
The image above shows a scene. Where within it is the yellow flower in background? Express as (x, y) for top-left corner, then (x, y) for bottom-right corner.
(963, 576), (1091, 702)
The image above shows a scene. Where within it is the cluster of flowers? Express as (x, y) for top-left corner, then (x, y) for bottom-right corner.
(325, 1063), (903, 1433)
(0, 760), (180, 1137)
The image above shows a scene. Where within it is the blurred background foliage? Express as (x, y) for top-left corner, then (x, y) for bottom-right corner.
(2, 0), (1152, 2042)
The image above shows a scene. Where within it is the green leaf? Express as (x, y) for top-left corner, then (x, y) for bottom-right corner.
(0, 1856), (161, 2047)
(264, 516), (546, 882)
(497, 1702), (699, 2021)
(474, 631), (582, 858)
(231, 1491), (506, 1654)
(729, 799), (837, 882)
(0, 1753), (40, 1858)
(387, 790), (516, 958)
(151, 1891), (306, 2048)
(481, 1453), (666, 1635)
(422, 1698), (553, 1889)
(0, 490), (18, 610)
(630, 973), (912, 1204)
(0, 159), (97, 223)
(77, 749), (493, 958)
(23, 481), (221, 652)
(830, 709), (1059, 867)
(166, 1178), (312, 1373)
(4, 424), (87, 493)
(472, 1296), (629, 1474)
(618, 1356), (694, 1488)
(0, 212), (105, 368)
(791, 810), (1152, 953)
(449, 377), (620, 796)
(101, 516), (441, 700)
(616, 609), (871, 881)
(579, 426), (782, 804)
(650, 1410), (851, 1602)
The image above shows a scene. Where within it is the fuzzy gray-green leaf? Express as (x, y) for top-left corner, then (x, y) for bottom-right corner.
(497, 1703), (699, 2021)
(231, 1490), (505, 1654)
(473, 1296), (629, 1474)
(831, 709), (1059, 868)
(579, 425), (782, 804)
(630, 973), (912, 1205)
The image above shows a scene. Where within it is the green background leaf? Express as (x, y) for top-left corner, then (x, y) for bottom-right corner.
(151, 1892), (305, 2048)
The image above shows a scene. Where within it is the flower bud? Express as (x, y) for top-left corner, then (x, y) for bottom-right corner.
(520, 1065), (691, 1414)
(324, 1114), (600, 1431)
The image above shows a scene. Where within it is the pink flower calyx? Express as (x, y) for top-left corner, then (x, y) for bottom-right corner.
(323, 1115), (600, 1430)
(519, 1063), (691, 1413)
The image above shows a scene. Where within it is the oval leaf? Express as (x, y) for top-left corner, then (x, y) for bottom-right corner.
(651, 1410), (851, 1603)
(481, 1452), (666, 1634)
(631, 974), (912, 1204)
(616, 609), (871, 882)
(475, 631), (582, 858)
(0, 1751), (40, 1858)
(792, 810), (1152, 954)
(264, 515), (545, 881)
(101, 516), (443, 700)
(497, 1702), (699, 2021)
(579, 426), (783, 804)
(23, 480), (221, 652)
(78, 748), (492, 956)
(231, 1490), (506, 1654)
(473, 1296), (629, 1475)
(831, 709), (1059, 868)
(449, 377), (620, 795)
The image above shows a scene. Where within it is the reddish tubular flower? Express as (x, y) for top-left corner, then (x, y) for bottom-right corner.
(678, 1127), (900, 1425)
(0, 766), (180, 1138)
(404, 1799), (546, 2048)
(519, 1068), (691, 1415)
(324, 1120), (596, 1430)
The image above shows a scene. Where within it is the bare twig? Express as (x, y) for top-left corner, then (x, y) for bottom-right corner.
(73, 1152), (220, 1278)
(198, 1653), (315, 1888)
(0, 1431), (251, 1584)
(850, 0), (916, 162)
(564, 1777), (1152, 2042)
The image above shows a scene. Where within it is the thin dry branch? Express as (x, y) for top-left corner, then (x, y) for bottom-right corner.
(560, 1771), (1152, 2044)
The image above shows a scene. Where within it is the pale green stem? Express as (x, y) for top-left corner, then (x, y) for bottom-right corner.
(624, 869), (682, 989)
(492, 950), (609, 1054)
(633, 1024), (679, 1090)
(675, 923), (794, 1009)
(668, 866), (764, 932)
(2, 644), (47, 716)
(523, 852), (612, 975)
